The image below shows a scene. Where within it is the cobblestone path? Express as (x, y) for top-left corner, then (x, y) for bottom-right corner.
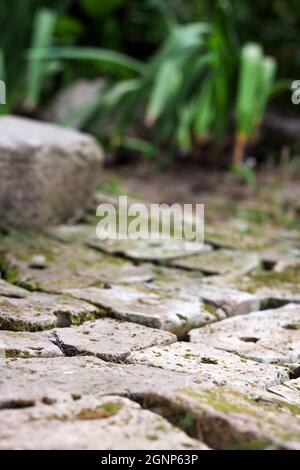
(0, 197), (300, 449)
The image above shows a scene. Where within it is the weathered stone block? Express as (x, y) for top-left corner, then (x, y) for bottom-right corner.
(0, 116), (103, 230)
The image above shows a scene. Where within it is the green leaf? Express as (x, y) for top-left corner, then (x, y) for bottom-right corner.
(146, 59), (181, 125)
(236, 43), (263, 136)
(26, 8), (57, 108)
(80, 0), (123, 18)
(194, 78), (215, 139)
(255, 56), (277, 123)
(0, 49), (5, 81)
(29, 47), (145, 75)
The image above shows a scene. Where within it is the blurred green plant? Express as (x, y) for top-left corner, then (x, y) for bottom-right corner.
(37, 20), (276, 164)
(0, 0), (285, 168)
(233, 43), (277, 164)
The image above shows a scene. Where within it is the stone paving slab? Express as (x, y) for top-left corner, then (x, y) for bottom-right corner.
(63, 284), (223, 336)
(169, 249), (260, 276)
(142, 386), (300, 449)
(0, 356), (199, 408)
(189, 304), (300, 364)
(1, 237), (155, 292)
(0, 395), (207, 450)
(0, 330), (62, 358)
(52, 318), (176, 361)
(152, 267), (260, 316)
(269, 378), (300, 406)
(88, 238), (212, 262)
(0, 279), (28, 298)
(205, 224), (300, 253)
(127, 342), (289, 392)
(50, 223), (211, 261)
(1, 357), (299, 449)
(0, 293), (101, 332)
(208, 265), (300, 306)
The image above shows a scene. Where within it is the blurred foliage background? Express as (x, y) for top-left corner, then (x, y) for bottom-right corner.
(0, 0), (299, 166)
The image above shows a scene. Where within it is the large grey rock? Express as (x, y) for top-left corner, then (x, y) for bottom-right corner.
(0, 395), (207, 450)
(0, 293), (100, 331)
(189, 304), (300, 364)
(0, 116), (103, 230)
(52, 318), (176, 361)
(64, 284), (223, 336)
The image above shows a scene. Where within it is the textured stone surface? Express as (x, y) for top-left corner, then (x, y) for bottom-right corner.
(64, 284), (223, 336)
(169, 249), (260, 276)
(0, 279), (28, 298)
(52, 318), (176, 361)
(189, 304), (300, 364)
(151, 267), (259, 316)
(127, 342), (288, 391)
(2, 238), (155, 292)
(0, 356), (298, 450)
(0, 116), (103, 230)
(209, 265), (300, 306)
(0, 293), (100, 331)
(269, 378), (300, 406)
(0, 395), (208, 450)
(88, 238), (211, 262)
(51, 222), (211, 261)
(0, 330), (62, 358)
(0, 356), (199, 408)
(143, 386), (300, 450)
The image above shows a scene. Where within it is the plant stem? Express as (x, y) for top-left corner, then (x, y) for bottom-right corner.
(233, 133), (247, 164)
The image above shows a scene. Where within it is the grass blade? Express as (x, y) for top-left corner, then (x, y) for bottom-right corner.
(26, 8), (57, 108)
(30, 47), (145, 74)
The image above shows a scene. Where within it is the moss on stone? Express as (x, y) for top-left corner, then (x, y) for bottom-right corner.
(76, 401), (123, 420)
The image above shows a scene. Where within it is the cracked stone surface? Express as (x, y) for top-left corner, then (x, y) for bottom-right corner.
(152, 267), (260, 316)
(0, 356), (202, 407)
(0, 395), (208, 450)
(189, 303), (300, 364)
(64, 284), (222, 336)
(1, 238), (155, 291)
(169, 249), (260, 276)
(1, 211), (300, 449)
(87, 238), (211, 262)
(0, 279), (28, 298)
(0, 330), (62, 358)
(127, 342), (289, 391)
(269, 378), (300, 406)
(52, 317), (176, 361)
(209, 264), (300, 306)
(50, 223), (211, 261)
(1, 356), (298, 450)
(0, 293), (101, 331)
(142, 386), (300, 450)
